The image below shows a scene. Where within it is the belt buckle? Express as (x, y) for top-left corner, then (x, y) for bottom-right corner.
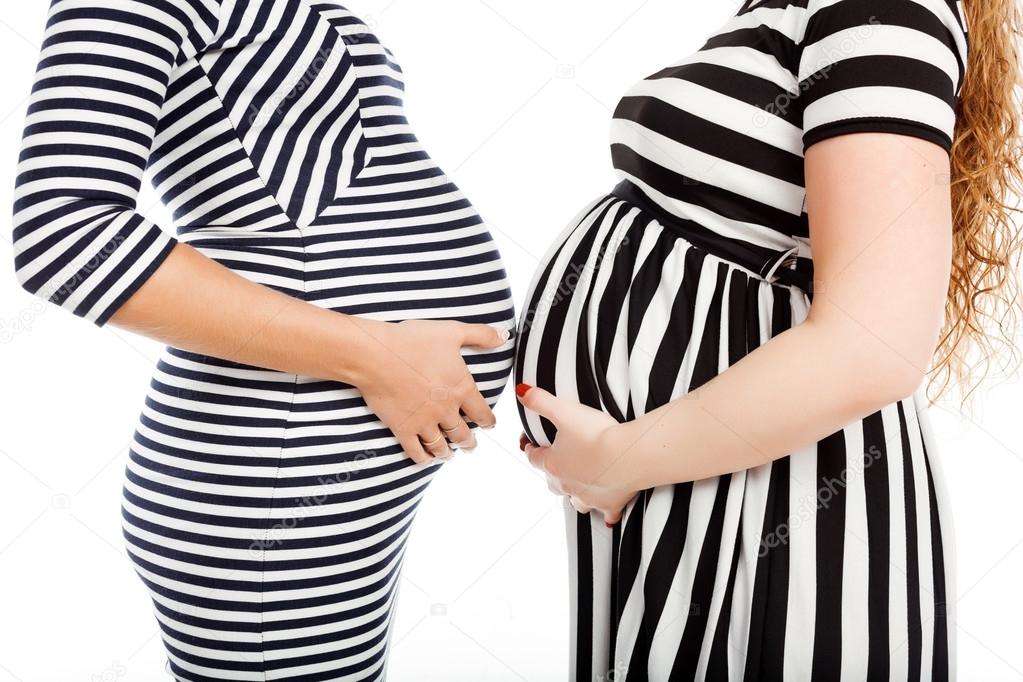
(762, 246), (800, 284)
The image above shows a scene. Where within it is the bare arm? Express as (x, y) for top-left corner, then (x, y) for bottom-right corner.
(116, 243), (510, 463)
(519, 134), (953, 520)
(618, 134), (951, 486)
(113, 242), (390, 385)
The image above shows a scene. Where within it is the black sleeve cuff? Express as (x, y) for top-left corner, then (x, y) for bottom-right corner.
(803, 117), (953, 155)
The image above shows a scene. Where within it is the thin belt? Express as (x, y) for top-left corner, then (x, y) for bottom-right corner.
(611, 181), (814, 295)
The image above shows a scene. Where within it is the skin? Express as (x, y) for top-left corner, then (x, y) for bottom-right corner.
(517, 133), (954, 524)
(111, 241), (510, 463)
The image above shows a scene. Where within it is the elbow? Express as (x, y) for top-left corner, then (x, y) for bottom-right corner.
(13, 242), (42, 299)
(845, 344), (931, 413)
(12, 207), (49, 300)
(12, 229), (55, 302)
(12, 198), (117, 306)
(875, 363), (927, 405)
(806, 304), (939, 412)
(868, 319), (941, 406)
(14, 261), (41, 298)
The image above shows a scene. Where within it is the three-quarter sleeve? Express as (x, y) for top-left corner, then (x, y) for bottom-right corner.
(797, 0), (969, 154)
(12, 0), (220, 325)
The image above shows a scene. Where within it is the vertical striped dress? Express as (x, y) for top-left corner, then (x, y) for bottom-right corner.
(12, 0), (514, 679)
(515, 0), (968, 679)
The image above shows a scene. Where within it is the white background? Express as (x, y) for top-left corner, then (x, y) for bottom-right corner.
(1, 0), (1022, 680)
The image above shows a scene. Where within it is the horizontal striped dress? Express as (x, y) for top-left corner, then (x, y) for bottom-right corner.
(515, 0), (968, 680)
(12, 0), (514, 679)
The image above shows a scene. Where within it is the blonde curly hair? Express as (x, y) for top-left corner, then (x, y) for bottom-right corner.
(932, 0), (1023, 403)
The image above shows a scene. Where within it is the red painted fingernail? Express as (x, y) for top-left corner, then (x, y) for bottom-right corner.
(516, 383), (533, 398)
(519, 434), (529, 452)
(606, 522), (615, 529)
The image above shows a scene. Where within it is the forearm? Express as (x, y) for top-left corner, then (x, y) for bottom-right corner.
(615, 313), (925, 490)
(612, 137), (953, 490)
(111, 243), (378, 384)
(108, 243), (507, 463)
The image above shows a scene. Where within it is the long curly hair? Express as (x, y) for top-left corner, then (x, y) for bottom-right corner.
(931, 0), (1023, 403)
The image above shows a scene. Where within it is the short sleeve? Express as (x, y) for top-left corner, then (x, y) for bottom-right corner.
(797, 0), (969, 154)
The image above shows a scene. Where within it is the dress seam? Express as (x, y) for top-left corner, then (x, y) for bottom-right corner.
(300, 0), (376, 225)
(257, 375), (299, 680)
(186, 43), (367, 234)
(257, 233), (311, 682)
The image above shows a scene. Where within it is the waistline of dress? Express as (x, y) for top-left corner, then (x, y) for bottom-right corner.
(610, 180), (814, 295)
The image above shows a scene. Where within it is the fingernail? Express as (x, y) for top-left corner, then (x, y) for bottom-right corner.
(498, 328), (510, 341)
(519, 434), (529, 452)
(516, 383), (533, 398)
(481, 423), (496, 430)
(606, 522), (615, 529)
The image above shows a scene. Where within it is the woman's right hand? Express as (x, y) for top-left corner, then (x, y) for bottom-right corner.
(350, 319), (510, 464)
(107, 244), (508, 465)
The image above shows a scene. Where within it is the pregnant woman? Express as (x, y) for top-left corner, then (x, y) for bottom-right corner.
(13, 0), (513, 679)
(516, 0), (1020, 679)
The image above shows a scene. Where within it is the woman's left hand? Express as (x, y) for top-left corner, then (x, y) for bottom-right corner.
(516, 384), (640, 525)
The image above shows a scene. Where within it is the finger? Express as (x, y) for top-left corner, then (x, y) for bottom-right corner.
(603, 507), (624, 526)
(420, 430), (453, 460)
(545, 476), (564, 496)
(459, 323), (510, 350)
(515, 384), (566, 428)
(398, 434), (432, 465)
(459, 386), (496, 429)
(524, 442), (563, 479)
(558, 478), (580, 497)
(523, 443), (550, 472)
(440, 417), (476, 451)
(569, 497), (592, 515)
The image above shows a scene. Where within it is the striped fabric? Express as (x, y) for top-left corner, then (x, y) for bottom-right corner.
(516, 0), (966, 680)
(13, 1), (514, 680)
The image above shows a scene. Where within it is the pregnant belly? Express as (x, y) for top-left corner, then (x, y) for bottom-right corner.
(139, 338), (513, 472)
(145, 221), (516, 463)
(514, 191), (810, 447)
(181, 226), (515, 326)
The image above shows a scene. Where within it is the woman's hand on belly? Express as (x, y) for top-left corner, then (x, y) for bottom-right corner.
(350, 319), (509, 464)
(108, 243), (508, 465)
(517, 384), (637, 526)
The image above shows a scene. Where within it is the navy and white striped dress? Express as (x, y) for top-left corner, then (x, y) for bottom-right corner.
(13, 1), (514, 679)
(516, 0), (968, 680)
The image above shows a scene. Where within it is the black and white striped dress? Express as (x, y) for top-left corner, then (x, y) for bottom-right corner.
(516, 0), (968, 679)
(13, 1), (514, 679)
